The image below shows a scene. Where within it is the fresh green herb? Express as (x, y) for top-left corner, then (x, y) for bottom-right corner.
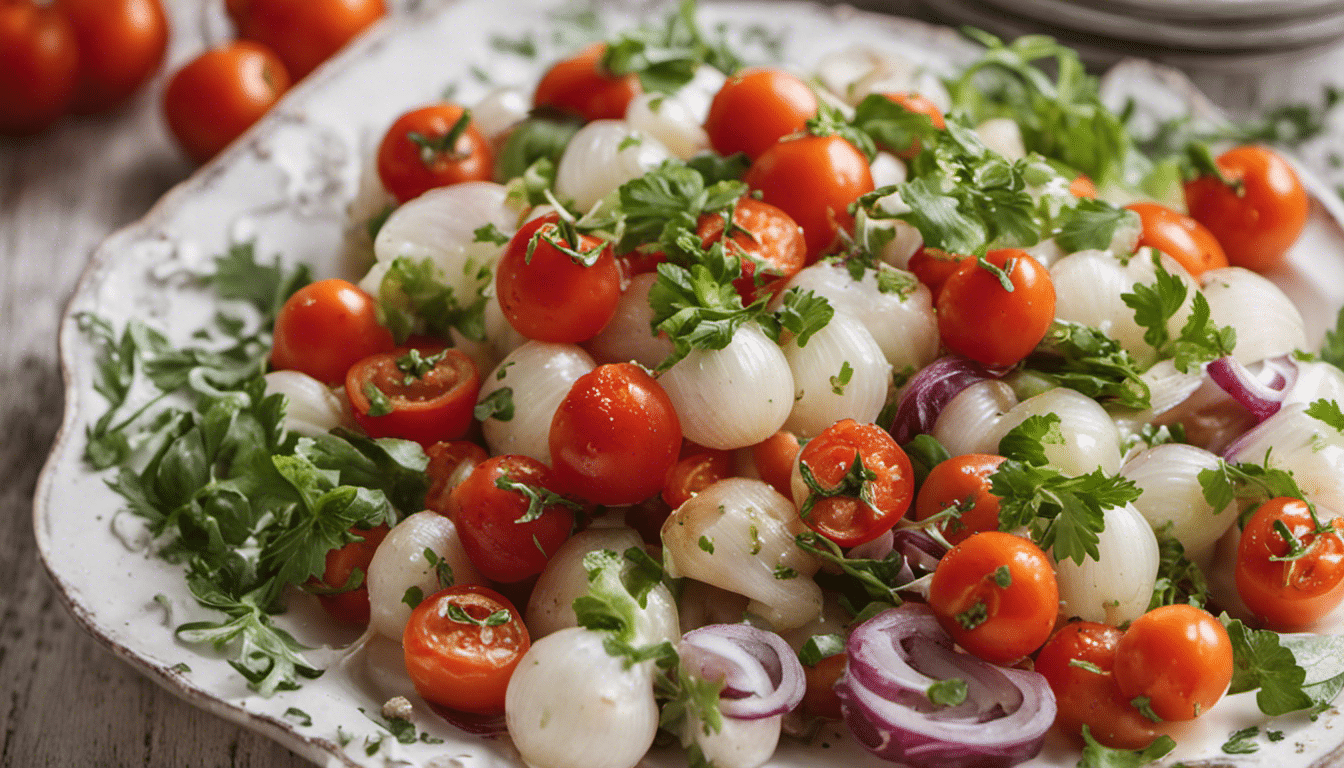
(497, 116), (583, 183)
(169, 662), (192, 674)
(374, 256), (488, 343)
(927, 678), (969, 707)
(284, 707), (312, 727)
(599, 0), (741, 94)
(830, 361), (854, 395)
(852, 91), (943, 158)
(1222, 726), (1260, 754)
(1198, 457), (1308, 524)
(1078, 725), (1175, 768)
(473, 223), (511, 246)
(604, 159), (745, 256)
(1321, 305), (1344, 373)
(1055, 200), (1139, 254)
(1121, 256), (1236, 372)
(489, 32), (537, 57)
(795, 531), (905, 612)
(401, 585), (424, 609)
(1130, 696), (1162, 723)
(1025, 321), (1150, 409)
(494, 472), (583, 523)
(446, 604), (512, 627)
(362, 382), (394, 417)
(806, 101), (877, 162)
(474, 387), (515, 422)
(773, 564), (799, 580)
(1069, 659), (1105, 675)
(1147, 535), (1208, 610)
(698, 535), (715, 554)
(798, 633), (845, 666)
(1223, 616), (1319, 715)
(1307, 398), (1344, 433)
(423, 547), (454, 589)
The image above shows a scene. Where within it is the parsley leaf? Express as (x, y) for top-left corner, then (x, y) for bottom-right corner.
(1121, 256), (1235, 372)
(1223, 616), (1315, 715)
(1306, 398), (1344, 433)
(373, 256), (488, 343)
(1222, 726), (1260, 754)
(1078, 725), (1176, 768)
(1025, 321), (1150, 409)
(798, 633), (845, 666)
(1321, 304), (1344, 373)
(1198, 457), (1308, 524)
(1055, 199), (1139, 254)
(852, 92), (944, 158)
(599, 0), (740, 93)
(1147, 534), (1208, 610)
(493, 471), (582, 523)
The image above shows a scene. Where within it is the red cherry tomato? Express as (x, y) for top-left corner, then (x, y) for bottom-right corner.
(801, 651), (846, 721)
(1236, 497), (1344, 631)
(745, 134), (875, 262)
(375, 103), (494, 203)
(927, 531), (1058, 664)
(271, 279), (395, 386)
(425, 440), (489, 515)
(913, 453), (1006, 546)
(403, 585), (529, 715)
(532, 42), (640, 122)
(878, 91), (945, 159)
(907, 247), (971, 299)
(793, 419), (913, 547)
(1183, 145), (1309, 272)
(345, 346), (481, 448)
(496, 213), (622, 343)
(0, 2), (79, 136)
(1034, 621), (1162, 750)
(310, 524), (389, 625)
(1113, 604), (1233, 722)
(446, 455), (576, 583)
(752, 430), (800, 500)
(704, 67), (818, 160)
(936, 248), (1055, 368)
(56, 0), (167, 114)
(662, 450), (733, 509)
(226, 0), (385, 80)
(696, 196), (806, 303)
(1126, 202), (1228, 278)
(162, 41), (292, 163)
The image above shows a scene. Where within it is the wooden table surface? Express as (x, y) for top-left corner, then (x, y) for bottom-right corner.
(4, 1), (1344, 766)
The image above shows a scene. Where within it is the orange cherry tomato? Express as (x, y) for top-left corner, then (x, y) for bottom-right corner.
(745, 134), (875, 262)
(226, 0), (385, 79)
(447, 455), (576, 583)
(496, 213), (622, 343)
(532, 42), (640, 122)
(56, 0), (167, 114)
(696, 196), (806, 303)
(345, 346), (481, 448)
(162, 41), (292, 163)
(375, 103), (494, 203)
(1183, 145), (1309, 273)
(1126, 202), (1228, 278)
(936, 248), (1055, 368)
(663, 450), (734, 509)
(1069, 174), (1097, 199)
(801, 651), (846, 721)
(1236, 497), (1344, 631)
(1034, 621), (1162, 750)
(425, 440), (489, 515)
(0, 2), (79, 136)
(271, 278), (395, 385)
(907, 246), (971, 299)
(752, 430), (800, 500)
(705, 67), (818, 160)
(310, 524), (389, 625)
(793, 419), (913, 547)
(913, 453), (1006, 546)
(927, 531), (1058, 664)
(1113, 604), (1233, 722)
(878, 91), (945, 159)
(403, 585), (529, 715)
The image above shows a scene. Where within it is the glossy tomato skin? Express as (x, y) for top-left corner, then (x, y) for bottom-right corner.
(745, 134), (874, 263)
(937, 248), (1055, 369)
(794, 419), (913, 547)
(1236, 497), (1344, 631)
(878, 91), (944, 159)
(271, 279), (395, 386)
(704, 68), (818, 160)
(345, 347), (481, 447)
(801, 651), (846, 721)
(226, 0), (385, 79)
(696, 196), (806, 303)
(447, 455), (576, 583)
(1184, 145), (1309, 272)
(663, 450), (733, 509)
(162, 41), (291, 163)
(533, 43), (640, 122)
(0, 3), (79, 136)
(375, 104), (493, 203)
(496, 213), (622, 343)
(907, 247), (971, 301)
(56, 0), (167, 114)
(752, 430), (800, 500)
(1113, 604), (1233, 722)
(425, 440), (489, 515)
(549, 363), (682, 506)
(913, 453), (1006, 546)
(403, 585), (529, 715)
(1034, 621), (1162, 750)
(927, 531), (1058, 664)
(1126, 202), (1228, 278)
(312, 524), (389, 625)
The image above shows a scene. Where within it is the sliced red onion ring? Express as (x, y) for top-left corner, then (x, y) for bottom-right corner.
(679, 623), (806, 720)
(889, 356), (1000, 444)
(835, 604), (1054, 768)
(847, 529), (894, 560)
(1207, 355), (1298, 424)
(891, 528), (947, 576)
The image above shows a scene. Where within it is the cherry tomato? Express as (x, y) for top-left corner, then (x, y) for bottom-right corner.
(1183, 145), (1309, 272)
(1113, 604), (1233, 722)
(705, 68), (818, 160)
(752, 430), (800, 500)
(271, 279), (395, 385)
(345, 346), (481, 447)
(913, 453), (1006, 546)
(696, 196), (806, 303)
(309, 524), (389, 625)
(745, 134), (875, 262)
(56, 0), (167, 114)
(425, 440), (489, 515)
(446, 455), (576, 583)
(792, 419), (913, 547)
(1126, 202), (1228, 278)
(496, 213), (622, 343)
(1069, 174), (1097, 199)
(936, 248), (1055, 368)
(226, 0), (385, 80)
(878, 91), (945, 159)
(1034, 621), (1162, 750)
(907, 247), (971, 299)
(0, 2), (78, 136)
(403, 585), (529, 715)
(927, 531), (1058, 664)
(663, 450), (733, 509)
(1236, 497), (1344, 631)
(532, 42), (640, 122)
(801, 651), (846, 721)
(162, 41), (291, 163)
(375, 104), (494, 203)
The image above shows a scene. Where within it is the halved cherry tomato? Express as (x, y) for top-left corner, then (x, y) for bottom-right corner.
(752, 430), (800, 500)
(56, 0), (167, 114)
(425, 440), (489, 515)
(878, 92), (944, 159)
(1113, 603), (1233, 722)
(792, 419), (913, 547)
(1183, 145), (1309, 273)
(0, 2), (79, 135)
(936, 248), (1055, 368)
(745, 134), (874, 262)
(162, 41), (292, 163)
(913, 453), (1005, 546)
(907, 246), (971, 299)
(271, 278), (395, 385)
(226, 0), (385, 79)
(403, 584), (529, 715)
(309, 524), (389, 625)
(696, 196), (806, 303)
(1126, 202), (1228, 278)
(496, 213), (622, 343)
(1034, 620), (1162, 750)
(345, 346), (481, 447)
(533, 42), (640, 122)
(704, 67), (818, 160)
(375, 103), (494, 203)
(1236, 496), (1344, 631)
(663, 450), (733, 509)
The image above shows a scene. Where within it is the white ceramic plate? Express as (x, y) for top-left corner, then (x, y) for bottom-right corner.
(1075, 0), (1344, 22)
(33, 0), (1344, 766)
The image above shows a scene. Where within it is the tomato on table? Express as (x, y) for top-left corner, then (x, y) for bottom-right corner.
(1113, 603), (1233, 722)
(877, 91), (945, 159)
(704, 68), (818, 160)
(926, 531), (1058, 664)
(308, 524), (390, 625)
(1034, 620), (1162, 750)
(663, 450), (733, 509)
(225, 0), (385, 80)
(345, 346), (481, 447)
(1183, 145), (1309, 273)
(907, 247), (971, 299)
(1126, 202), (1228, 278)
(162, 41), (292, 163)
(533, 42), (640, 122)
(913, 453), (1006, 546)
(792, 419), (913, 547)
(696, 197), (806, 303)
(375, 104), (494, 203)
(425, 440), (489, 515)
(1236, 496), (1344, 631)
(752, 430), (800, 500)
(271, 278), (395, 385)
(0, 2), (79, 136)
(403, 585), (529, 715)
(495, 213), (622, 343)
(55, 0), (167, 114)
(936, 248), (1055, 369)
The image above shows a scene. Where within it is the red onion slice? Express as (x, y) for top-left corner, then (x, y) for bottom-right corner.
(679, 623), (806, 720)
(891, 528), (948, 577)
(890, 356), (1000, 444)
(836, 604), (1054, 768)
(1207, 355), (1298, 424)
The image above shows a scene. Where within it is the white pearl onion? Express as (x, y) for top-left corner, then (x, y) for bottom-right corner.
(585, 272), (674, 369)
(554, 120), (671, 212)
(623, 66), (723, 160)
(1227, 402), (1344, 515)
(987, 388), (1124, 476)
(975, 118), (1026, 161)
(1054, 502), (1159, 625)
(813, 46), (950, 111)
(366, 511), (482, 642)
(1200, 266), (1307, 365)
(372, 182), (518, 294)
(693, 712), (782, 768)
(262, 371), (351, 437)
(869, 151), (908, 188)
(470, 86), (530, 143)
(478, 342), (595, 464)
(782, 312), (890, 439)
(932, 380), (1018, 457)
(1121, 444), (1235, 562)
(449, 289), (529, 377)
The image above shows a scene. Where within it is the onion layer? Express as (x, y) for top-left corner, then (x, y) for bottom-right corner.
(679, 623), (806, 720)
(1207, 355), (1298, 424)
(889, 356), (999, 444)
